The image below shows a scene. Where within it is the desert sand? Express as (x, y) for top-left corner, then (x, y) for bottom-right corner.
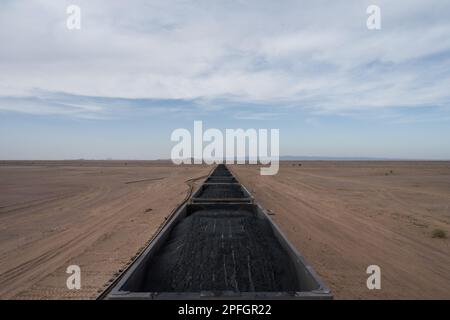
(231, 161), (450, 299)
(0, 161), (449, 299)
(0, 161), (210, 299)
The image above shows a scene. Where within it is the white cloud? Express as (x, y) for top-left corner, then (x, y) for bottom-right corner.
(1, 0), (450, 117)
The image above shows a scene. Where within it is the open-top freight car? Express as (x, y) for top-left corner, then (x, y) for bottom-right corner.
(101, 165), (332, 300)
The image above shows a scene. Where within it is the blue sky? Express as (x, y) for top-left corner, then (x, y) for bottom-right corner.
(1, 0), (450, 159)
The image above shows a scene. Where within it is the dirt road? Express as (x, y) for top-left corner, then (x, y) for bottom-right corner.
(0, 161), (210, 299)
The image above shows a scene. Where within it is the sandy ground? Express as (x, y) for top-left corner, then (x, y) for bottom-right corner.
(1, 161), (449, 299)
(0, 161), (210, 299)
(231, 162), (450, 299)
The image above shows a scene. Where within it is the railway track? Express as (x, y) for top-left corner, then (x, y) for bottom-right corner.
(99, 164), (332, 300)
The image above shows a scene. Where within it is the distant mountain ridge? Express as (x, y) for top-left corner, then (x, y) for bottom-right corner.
(279, 155), (398, 161)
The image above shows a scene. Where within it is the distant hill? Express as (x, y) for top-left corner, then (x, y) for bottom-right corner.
(279, 155), (397, 161)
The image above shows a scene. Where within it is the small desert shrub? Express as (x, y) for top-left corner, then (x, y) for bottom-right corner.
(432, 229), (447, 239)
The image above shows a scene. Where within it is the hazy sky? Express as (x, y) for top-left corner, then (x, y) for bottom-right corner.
(1, 0), (450, 159)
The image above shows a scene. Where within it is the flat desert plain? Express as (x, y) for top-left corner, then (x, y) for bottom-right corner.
(0, 161), (210, 299)
(231, 161), (450, 299)
(0, 161), (449, 299)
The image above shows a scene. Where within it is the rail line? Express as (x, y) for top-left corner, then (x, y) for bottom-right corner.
(99, 164), (332, 300)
